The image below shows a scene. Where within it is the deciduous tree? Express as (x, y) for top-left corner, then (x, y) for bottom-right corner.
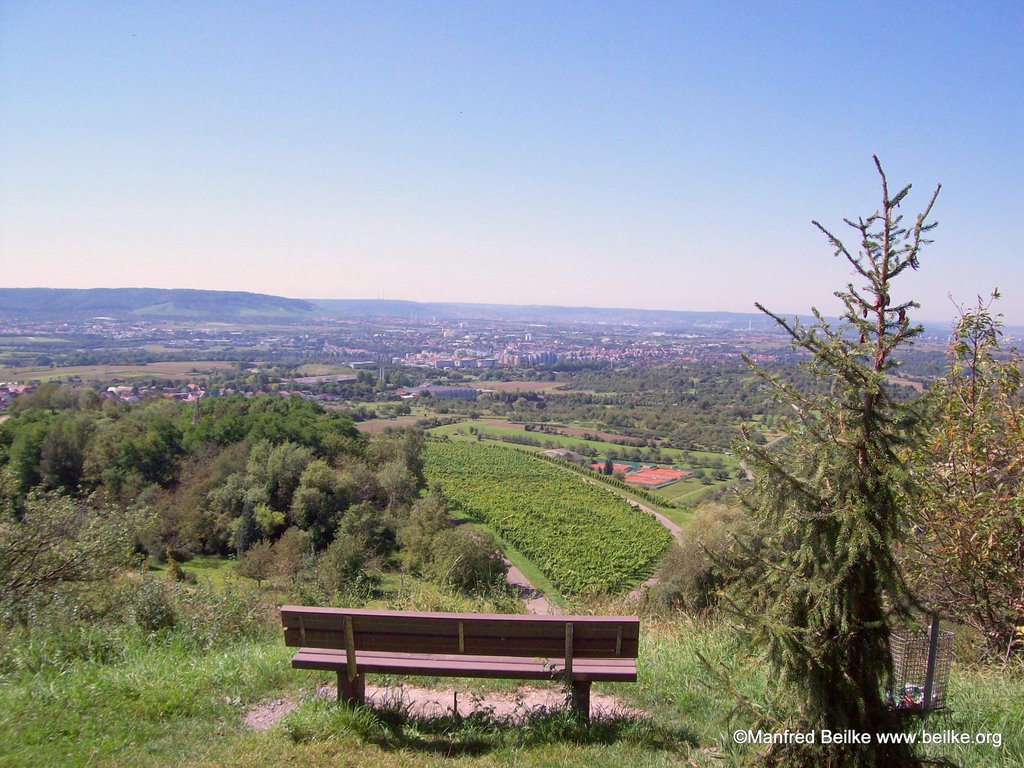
(906, 293), (1024, 660)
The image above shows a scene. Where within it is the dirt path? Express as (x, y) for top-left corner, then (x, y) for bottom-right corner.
(504, 559), (560, 614)
(624, 499), (684, 600)
(626, 499), (683, 542)
(243, 682), (643, 731)
(570, 474), (685, 600)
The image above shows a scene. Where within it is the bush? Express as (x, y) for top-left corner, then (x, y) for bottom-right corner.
(237, 540), (276, 586)
(317, 536), (380, 598)
(426, 528), (508, 591)
(125, 576), (177, 633)
(0, 491), (144, 625)
(647, 501), (756, 614)
(274, 526), (312, 578)
(170, 580), (272, 648)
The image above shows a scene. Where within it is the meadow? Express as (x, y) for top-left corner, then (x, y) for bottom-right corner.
(0, 360), (236, 383)
(3, 601), (1020, 768)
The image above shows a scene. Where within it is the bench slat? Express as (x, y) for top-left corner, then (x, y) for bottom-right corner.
(292, 648), (638, 682)
(282, 606), (639, 624)
(282, 609), (638, 640)
(283, 627), (639, 658)
(282, 618), (639, 644)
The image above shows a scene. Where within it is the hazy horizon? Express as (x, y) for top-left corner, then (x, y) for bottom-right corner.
(2, 3), (1021, 322)
(2, 284), (1007, 329)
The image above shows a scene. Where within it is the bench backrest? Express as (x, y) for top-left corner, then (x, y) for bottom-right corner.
(281, 606), (640, 660)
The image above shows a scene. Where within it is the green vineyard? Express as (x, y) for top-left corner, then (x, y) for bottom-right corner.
(424, 441), (672, 595)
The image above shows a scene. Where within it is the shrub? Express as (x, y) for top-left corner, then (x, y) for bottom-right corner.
(0, 491), (144, 625)
(237, 540), (276, 587)
(126, 576), (177, 633)
(647, 501), (755, 614)
(426, 528), (508, 591)
(317, 536), (379, 598)
(273, 526), (312, 578)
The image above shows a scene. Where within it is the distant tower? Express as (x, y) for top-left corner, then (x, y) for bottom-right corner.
(191, 398), (200, 426)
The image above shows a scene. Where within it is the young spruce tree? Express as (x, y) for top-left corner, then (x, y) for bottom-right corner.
(735, 158), (939, 768)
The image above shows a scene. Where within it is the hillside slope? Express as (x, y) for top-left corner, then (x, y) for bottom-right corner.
(0, 288), (317, 321)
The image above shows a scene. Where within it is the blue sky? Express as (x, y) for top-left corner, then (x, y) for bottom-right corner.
(2, 2), (1022, 322)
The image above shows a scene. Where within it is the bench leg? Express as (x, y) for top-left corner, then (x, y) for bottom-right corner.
(570, 680), (591, 723)
(337, 671), (365, 707)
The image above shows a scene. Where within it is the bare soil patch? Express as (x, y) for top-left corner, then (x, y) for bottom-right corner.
(243, 682), (644, 730)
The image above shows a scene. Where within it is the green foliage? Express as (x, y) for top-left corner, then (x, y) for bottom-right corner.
(368, 428), (426, 485)
(317, 535), (379, 598)
(253, 502), (286, 538)
(163, 551), (191, 583)
(424, 442), (671, 595)
(235, 501), (260, 557)
(37, 413), (94, 493)
(647, 501), (756, 614)
(734, 159), (939, 767)
(337, 500), (396, 557)
(399, 484), (453, 573)
(183, 394), (362, 456)
(289, 458), (349, 551)
(425, 527), (508, 591)
(273, 526), (312, 578)
(905, 294), (1024, 659)
(376, 459), (418, 510)
(237, 540), (276, 587)
(244, 439), (314, 512)
(0, 491), (145, 625)
(127, 576), (178, 632)
(82, 402), (184, 495)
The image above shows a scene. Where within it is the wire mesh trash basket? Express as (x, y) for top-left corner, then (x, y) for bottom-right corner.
(889, 616), (953, 712)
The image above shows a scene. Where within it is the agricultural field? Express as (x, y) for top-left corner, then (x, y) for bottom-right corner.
(424, 441), (672, 595)
(426, 417), (741, 504)
(471, 379), (571, 393)
(429, 418), (690, 460)
(0, 336), (70, 344)
(0, 360), (237, 383)
(292, 363), (357, 377)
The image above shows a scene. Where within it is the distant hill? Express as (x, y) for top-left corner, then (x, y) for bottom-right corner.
(312, 298), (786, 331)
(310, 299), (991, 338)
(0, 288), (318, 321)
(2, 289), (990, 338)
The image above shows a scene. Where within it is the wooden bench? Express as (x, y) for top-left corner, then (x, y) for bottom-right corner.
(281, 606), (640, 721)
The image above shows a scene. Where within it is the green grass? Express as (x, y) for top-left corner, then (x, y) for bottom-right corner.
(0, 631), (294, 768)
(4, 614), (1019, 768)
(653, 477), (732, 505)
(183, 555), (240, 589)
(292, 364), (358, 377)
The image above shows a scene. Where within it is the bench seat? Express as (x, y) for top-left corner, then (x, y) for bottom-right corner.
(292, 647), (638, 682)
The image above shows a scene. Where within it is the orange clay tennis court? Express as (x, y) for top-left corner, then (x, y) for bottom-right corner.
(624, 466), (691, 488)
